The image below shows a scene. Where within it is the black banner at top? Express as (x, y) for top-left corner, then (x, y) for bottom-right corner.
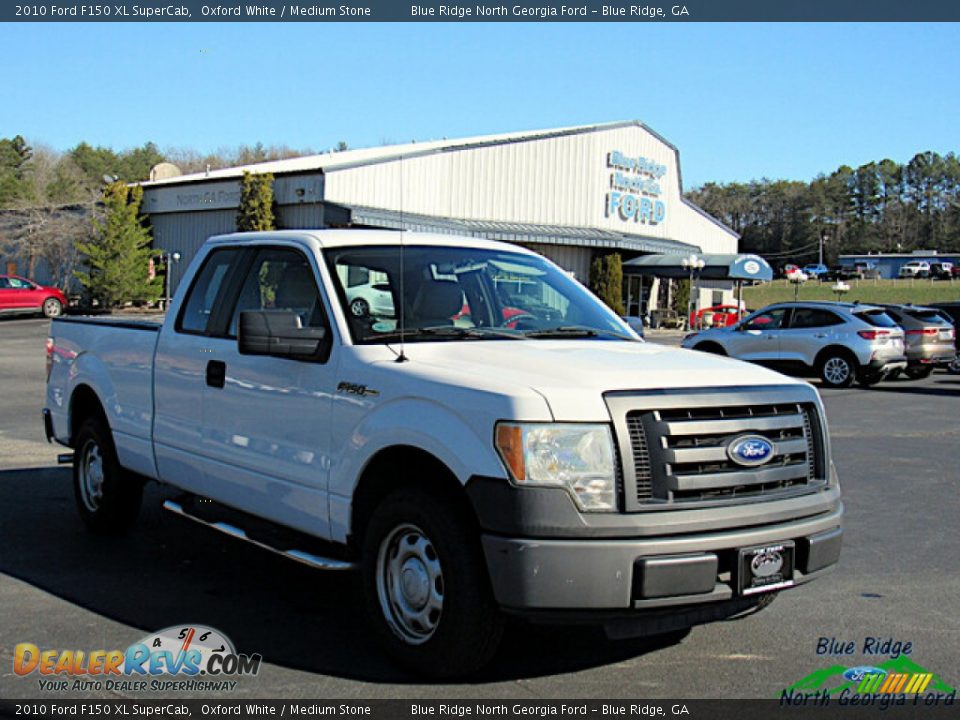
(2, 1), (960, 23)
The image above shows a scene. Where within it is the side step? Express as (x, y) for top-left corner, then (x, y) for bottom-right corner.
(162, 499), (356, 571)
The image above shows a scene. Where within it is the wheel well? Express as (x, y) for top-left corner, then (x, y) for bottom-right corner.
(349, 445), (475, 551)
(814, 345), (859, 370)
(694, 341), (726, 355)
(69, 385), (107, 444)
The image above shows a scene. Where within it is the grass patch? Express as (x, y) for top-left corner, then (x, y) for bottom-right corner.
(743, 278), (960, 308)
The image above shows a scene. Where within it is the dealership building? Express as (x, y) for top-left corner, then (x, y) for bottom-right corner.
(140, 121), (740, 315)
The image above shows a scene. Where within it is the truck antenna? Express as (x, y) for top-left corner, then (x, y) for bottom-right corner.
(395, 155), (408, 363)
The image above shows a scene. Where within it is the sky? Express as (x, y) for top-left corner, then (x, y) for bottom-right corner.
(1, 21), (957, 188)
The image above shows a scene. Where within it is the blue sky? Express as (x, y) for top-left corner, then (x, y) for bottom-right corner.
(1, 22), (956, 187)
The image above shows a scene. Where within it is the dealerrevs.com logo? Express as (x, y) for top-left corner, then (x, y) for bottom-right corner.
(14, 625), (261, 692)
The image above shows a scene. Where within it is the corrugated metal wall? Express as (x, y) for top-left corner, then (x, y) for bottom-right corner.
(523, 243), (592, 282)
(323, 125), (737, 255)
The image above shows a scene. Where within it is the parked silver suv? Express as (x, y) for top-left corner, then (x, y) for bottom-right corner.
(876, 304), (957, 379)
(681, 301), (907, 388)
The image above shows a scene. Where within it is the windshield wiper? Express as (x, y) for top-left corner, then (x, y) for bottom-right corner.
(370, 325), (526, 342)
(417, 325), (527, 340)
(521, 325), (640, 341)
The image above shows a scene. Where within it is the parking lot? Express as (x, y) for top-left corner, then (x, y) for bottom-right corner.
(1, 317), (958, 699)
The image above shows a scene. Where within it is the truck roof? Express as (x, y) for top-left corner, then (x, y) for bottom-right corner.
(207, 229), (540, 256)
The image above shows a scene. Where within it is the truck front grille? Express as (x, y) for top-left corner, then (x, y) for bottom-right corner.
(607, 387), (828, 511)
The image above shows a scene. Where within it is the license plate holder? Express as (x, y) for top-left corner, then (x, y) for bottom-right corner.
(738, 542), (795, 596)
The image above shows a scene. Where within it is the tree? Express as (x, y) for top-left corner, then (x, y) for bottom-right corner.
(74, 182), (162, 307)
(0, 135), (34, 207)
(236, 171), (276, 231)
(589, 252), (624, 315)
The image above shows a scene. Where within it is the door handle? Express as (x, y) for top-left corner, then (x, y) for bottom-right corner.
(206, 360), (226, 389)
(814, 333), (827, 338)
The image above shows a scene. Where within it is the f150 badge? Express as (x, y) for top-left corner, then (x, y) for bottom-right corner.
(727, 434), (774, 467)
(337, 381), (379, 397)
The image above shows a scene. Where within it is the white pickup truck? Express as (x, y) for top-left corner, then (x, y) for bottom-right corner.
(44, 230), (843, 676)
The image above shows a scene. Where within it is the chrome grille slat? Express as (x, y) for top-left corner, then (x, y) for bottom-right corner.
(666, 463), (810, 492)
(662, 438), (809, 465)
(658, 414), (805, 437)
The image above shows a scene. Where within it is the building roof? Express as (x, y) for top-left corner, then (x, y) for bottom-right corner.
(348, 205), (700, 255)
(140, 121), (644, 188)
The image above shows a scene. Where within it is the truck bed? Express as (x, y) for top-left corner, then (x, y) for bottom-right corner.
(46, 315), (163, 480)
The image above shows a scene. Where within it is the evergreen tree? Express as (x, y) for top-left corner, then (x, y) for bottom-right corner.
(589, 253), (625, 315)
(74, 182), (162, 308)
(236, 171), (276, 231)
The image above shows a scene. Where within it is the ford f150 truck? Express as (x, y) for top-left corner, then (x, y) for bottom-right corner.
(43, 230), (843, 677)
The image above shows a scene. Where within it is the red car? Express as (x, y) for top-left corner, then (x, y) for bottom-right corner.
(689, 304), (745, 329)
(0, 275), (67, 318)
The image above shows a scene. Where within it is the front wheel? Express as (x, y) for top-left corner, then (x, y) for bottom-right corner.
(819, 352), (855, 388)
(73, 417), (143, 535)
(361, 490), (503, 678)
(905, 366), (933, 380)
(948, 357), (960, 375)
(42, 297), (63, 318)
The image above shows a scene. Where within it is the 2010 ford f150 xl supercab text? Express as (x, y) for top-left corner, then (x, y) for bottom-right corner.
(43, 230), (843, 677)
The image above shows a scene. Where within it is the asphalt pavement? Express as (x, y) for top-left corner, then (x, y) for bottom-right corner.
(1, 317), (958, 700)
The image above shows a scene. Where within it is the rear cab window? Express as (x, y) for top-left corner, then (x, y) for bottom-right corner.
(176, 248), (242, 334)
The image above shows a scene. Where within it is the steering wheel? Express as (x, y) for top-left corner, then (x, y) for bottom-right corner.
(499, 313), (539, 330)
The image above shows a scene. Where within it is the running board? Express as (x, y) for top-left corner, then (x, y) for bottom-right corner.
(162, 499), (356, 571)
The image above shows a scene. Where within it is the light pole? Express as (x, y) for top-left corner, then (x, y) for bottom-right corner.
(819, 233), (828, 268)
(681, 253), (705, 329)
(161, 251), (181, 310)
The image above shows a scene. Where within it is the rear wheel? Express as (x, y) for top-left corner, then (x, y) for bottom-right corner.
(857, 371), (884, 388)
(42, 297), (63, 318)
(905, 366), (933, 380)
(350, 298), (369, 317)
(819, 352), (855, 388)
(73, 416), (143, 535)
(361, 489), (503, 678)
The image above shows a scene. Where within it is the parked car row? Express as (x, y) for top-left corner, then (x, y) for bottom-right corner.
(682, 300), (957, 388)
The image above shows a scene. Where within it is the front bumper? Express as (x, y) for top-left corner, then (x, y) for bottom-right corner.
(481, 505), (842, 611)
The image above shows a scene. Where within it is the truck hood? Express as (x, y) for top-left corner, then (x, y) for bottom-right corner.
(395, 339), (804, 421)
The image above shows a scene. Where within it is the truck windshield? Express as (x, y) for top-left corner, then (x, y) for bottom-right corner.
(323, 245), (634, 344)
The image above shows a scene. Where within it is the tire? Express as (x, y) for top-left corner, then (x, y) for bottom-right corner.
(361, 489), (504, 678)
(694, 343), (726, 356)
(948, 357), (960, 375)
(42, 297), (63, 318)
(818, 352), (855, 388)
(857, 371), (884, 388)
(73, 416), (143, 535)
(349, 297), (370, 318)
(905, 366), (933, 380)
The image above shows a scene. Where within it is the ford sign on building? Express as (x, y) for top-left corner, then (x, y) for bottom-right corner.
(139, 121), (740, 314)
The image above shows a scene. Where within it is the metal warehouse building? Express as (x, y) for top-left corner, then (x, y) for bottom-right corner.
(140, 121), (740, 314)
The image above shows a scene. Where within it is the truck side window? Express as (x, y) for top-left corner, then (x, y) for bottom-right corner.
(177, 249), (240, 335)
(228, 248), (327, 337)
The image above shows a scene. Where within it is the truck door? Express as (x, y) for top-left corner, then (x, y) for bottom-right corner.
(199, 245), (338, 539)
(154, 247), (246, 498)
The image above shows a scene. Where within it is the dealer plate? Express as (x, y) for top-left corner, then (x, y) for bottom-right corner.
(738, 541), (795, 596)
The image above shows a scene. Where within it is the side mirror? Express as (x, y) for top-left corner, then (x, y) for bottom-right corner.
(238, 310), (326, 359)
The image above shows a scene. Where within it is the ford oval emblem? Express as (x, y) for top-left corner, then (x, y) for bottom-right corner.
(843, 666), (887, 682)
(727, 434), (775, 467)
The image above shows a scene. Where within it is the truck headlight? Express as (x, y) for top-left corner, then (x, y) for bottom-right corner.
(495, 423), (617, 512)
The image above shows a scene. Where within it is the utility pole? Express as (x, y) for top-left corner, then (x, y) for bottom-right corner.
(819, 234), (827, 267)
